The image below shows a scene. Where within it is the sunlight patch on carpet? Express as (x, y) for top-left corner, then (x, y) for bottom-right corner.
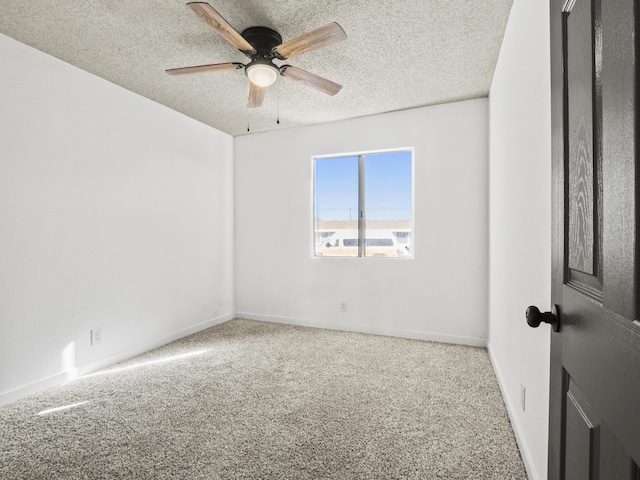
(81, 349), (210, 378)
(37, 400), (90, 416)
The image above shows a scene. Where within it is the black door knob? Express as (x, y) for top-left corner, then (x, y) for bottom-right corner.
(526, 305), (560, 332)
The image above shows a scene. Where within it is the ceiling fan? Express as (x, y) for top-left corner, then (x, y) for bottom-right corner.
(166, 2), (347, 108)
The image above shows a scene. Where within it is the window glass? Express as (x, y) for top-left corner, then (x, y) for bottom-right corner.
(366, 238), (394, 247)
(314, 156), (359, 257)
(365, 151), (412, 257)
(314, 150), (413, 258)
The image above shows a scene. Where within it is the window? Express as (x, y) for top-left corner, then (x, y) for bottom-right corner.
(314, 149), (413, 258)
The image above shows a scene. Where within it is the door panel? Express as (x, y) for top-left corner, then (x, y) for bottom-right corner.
(600, 423), (638, 480)
(562, 287), (640, 465)
(566, 0), (604, 297)
(549, 0), (640, 478)
(566, 0), (596, 279)
(600, 0), (638, 318)
(564, 378), (598, 480)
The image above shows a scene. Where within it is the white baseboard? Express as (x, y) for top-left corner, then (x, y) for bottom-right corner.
(487, 343), (538, 480)
(237, 312), (487, 347)
(1, 313), (486, 407)
(0, 313), (234, 407)
(0, 371), (70, 408)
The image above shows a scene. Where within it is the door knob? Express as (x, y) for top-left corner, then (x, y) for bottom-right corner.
(526, 305), (560, 332)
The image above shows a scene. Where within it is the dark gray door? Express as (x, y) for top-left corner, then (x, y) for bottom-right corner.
(548, 0), (640, 478)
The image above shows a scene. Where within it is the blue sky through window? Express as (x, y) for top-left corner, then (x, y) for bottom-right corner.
(315, 151), (412, 221)
(315, 155), (359, 221)
(365, 151), (412, 221)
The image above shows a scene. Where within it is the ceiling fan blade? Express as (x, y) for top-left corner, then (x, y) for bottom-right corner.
(165, 62), (243, 75)
(280, 65), (342, 96)
(187, 2), (256, 54)
(248, 83), (266, 108)
(274, 22), (346, 60)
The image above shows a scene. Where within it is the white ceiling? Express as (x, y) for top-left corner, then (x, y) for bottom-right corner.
(0, 0), (513, 137)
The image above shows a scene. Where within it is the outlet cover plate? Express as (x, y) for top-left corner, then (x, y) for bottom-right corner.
(91, 328), (102, 346)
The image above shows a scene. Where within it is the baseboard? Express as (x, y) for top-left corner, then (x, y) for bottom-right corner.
(2, 313), (486, 407)
(487, 343), (538, 480)
(0, 313), (234, 407)
(0, 371), (70, 408)
(236, 312), (487, 347)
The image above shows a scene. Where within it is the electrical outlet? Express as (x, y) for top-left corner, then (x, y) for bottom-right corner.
(520, 383), (526, 412)
(91, 328), (102, 346)
(340, 302), (348, 313)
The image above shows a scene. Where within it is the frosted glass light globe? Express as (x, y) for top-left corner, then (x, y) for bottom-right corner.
(246, 62), (278, 87)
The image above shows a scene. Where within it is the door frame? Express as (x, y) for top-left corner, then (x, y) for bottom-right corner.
(548, 1), (565, 477)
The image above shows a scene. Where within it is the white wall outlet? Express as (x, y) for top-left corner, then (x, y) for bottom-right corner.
(340, 302), (348, 313)
(520, 383), (526, 412)
(91, 328), (102, 346)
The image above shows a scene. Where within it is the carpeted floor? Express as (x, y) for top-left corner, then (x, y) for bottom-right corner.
(0, 319), (527, 479)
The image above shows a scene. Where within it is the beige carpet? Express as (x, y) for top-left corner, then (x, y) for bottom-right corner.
(0, 319), (527, 479)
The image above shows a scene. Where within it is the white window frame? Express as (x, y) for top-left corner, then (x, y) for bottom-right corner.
(312, 147), (415, 259)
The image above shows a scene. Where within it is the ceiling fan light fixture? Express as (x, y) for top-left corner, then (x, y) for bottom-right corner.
(246, 59), (279, 87)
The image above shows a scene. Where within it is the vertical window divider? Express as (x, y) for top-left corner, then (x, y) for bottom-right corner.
(358, 154), (366, 257)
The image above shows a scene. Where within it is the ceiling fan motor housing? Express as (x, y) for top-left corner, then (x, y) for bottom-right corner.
(241, 26), (282, 60)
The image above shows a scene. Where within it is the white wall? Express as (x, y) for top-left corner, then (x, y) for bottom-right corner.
(0, 10), (552, 475)
(0, 34), (235, 405)
(235, 99), (489, 345)
(488, 1), (551, 479)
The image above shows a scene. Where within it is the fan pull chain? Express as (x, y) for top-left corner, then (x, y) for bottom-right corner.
(277, 88), (280, 125)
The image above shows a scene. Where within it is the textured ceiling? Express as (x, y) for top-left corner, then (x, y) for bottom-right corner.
(0, 0), (513, 137)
